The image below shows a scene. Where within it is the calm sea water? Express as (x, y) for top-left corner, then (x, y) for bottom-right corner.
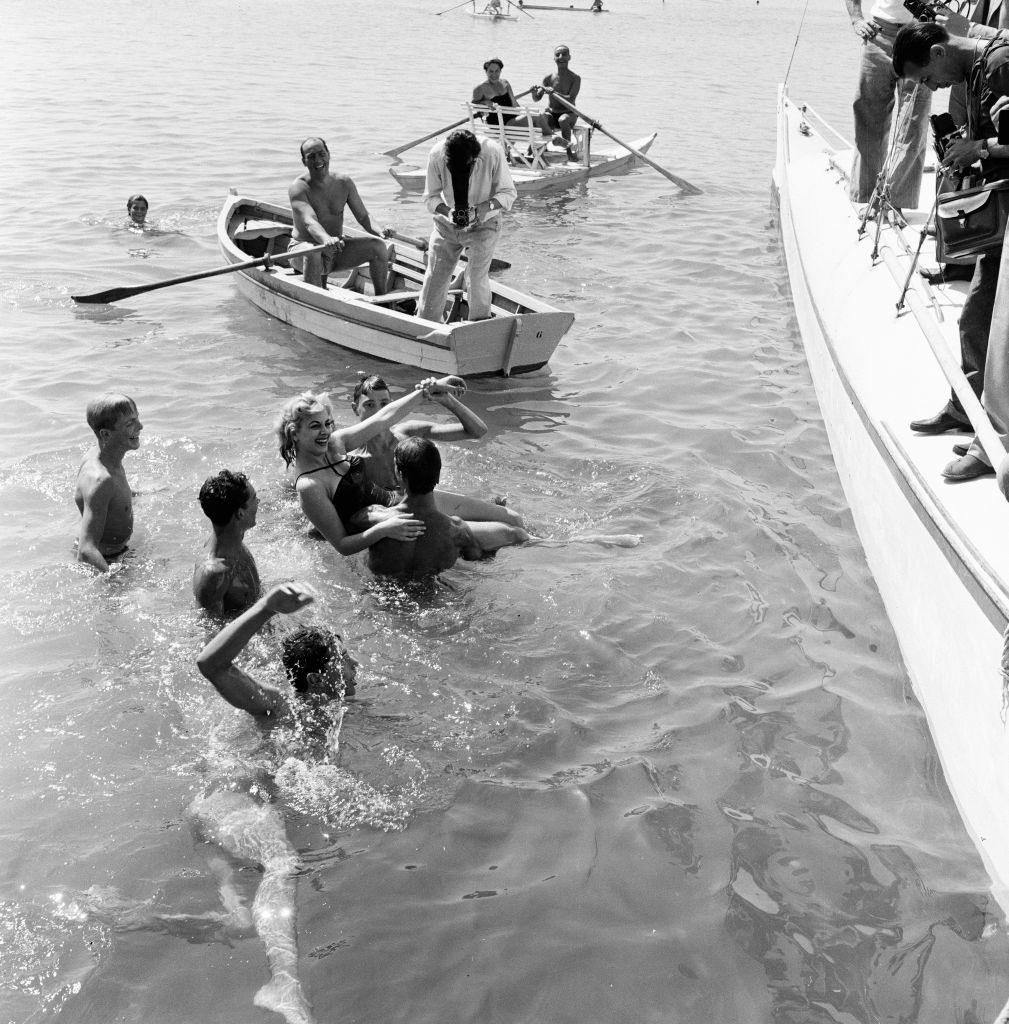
(2, 0), (1007, 1020)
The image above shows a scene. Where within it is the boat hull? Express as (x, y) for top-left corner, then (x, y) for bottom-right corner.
(774, 87), (1009, 906)
(390, 133), (658, 194)
(217, 195), (574, 376)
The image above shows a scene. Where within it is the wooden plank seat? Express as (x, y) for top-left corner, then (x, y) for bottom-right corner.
(467, 103), (551, 168)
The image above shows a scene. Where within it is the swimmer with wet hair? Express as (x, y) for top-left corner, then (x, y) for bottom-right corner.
(369, 437), (529, 577)
(195, 579), (356, 1024)
(197, 580), (359, 716)
(351, 372), (524, 530)
(74, 393), (143, 572)
(127, 194), (148, 225)
(194, 469), (262, 615)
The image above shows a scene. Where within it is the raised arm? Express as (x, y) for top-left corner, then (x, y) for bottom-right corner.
(197, 583), (316, 716)
(297, 479), (425, 556)
(78, 478), (112, 572)
(396, 391), (488, 442)
(334, 376), (464, 450)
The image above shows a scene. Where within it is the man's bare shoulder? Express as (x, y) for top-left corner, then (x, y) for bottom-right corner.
(194, 556), (229, 602)
(289, 172), (312, 199)
(76, 455), (115, 497)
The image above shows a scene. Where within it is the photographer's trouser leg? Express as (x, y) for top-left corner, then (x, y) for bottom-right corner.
(947, 252), (1000, 428)
(419, 225), (464, 323)
(968, 240), (1009, 466)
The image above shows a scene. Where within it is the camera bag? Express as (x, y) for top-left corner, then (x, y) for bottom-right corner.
(936, 179), (1009, 260)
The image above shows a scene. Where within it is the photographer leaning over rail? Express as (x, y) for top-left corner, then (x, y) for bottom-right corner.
(894, 19), (1009, 480)
(845, 0), (932, 212)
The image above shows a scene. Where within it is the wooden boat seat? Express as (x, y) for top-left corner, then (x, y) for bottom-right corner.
(359, 289), (420, 306)
(467, 103), (552, 168)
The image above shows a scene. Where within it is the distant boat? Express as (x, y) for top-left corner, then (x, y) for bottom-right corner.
(516, 3), (609, 10)
(469, 2), (519, 18)
(774, 83), (1009, 906)
(218, 193), (574, 377)
(390, 103), (657, 195)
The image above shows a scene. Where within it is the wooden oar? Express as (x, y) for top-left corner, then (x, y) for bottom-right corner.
(387, 229), (511, 271)
(436, 0), (474, 13)
(72, 241), (333, 305)
(540, 86), (702, 195)
(384, 88), (534, 159)
(509, 0), (536, 18)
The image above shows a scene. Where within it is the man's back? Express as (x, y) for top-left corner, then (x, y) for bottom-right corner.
(368, 503), (477, 576)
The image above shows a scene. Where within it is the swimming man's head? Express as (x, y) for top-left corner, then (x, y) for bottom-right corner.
(281, 626), (358, 696)
(394, 436), (441, 495)
(199, 469), (258, 529)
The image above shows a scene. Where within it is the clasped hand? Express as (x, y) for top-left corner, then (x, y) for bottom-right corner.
(942, 137), (984, 171)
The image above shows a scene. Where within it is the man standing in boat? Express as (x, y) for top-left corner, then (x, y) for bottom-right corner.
(530, 45), (581, 162)
(288, 137), (393, 292)
(893, 20), (1009, 480)
(844, 0), (931, 213)
(418, 128), (516, 322)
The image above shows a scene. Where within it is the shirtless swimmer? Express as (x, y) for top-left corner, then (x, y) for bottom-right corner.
(74, 393), (143, 572)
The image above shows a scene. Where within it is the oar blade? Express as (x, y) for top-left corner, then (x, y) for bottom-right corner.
(72, 285), (138, 305)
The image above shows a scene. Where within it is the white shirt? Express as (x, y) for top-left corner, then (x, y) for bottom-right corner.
(869, 0), (913, 24)
(423, 137), (517, 219)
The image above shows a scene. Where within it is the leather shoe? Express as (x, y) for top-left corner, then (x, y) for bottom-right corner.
(942, 454), (994, 481)
(952, 442), (970, 457)
(909, 409), (971, 434)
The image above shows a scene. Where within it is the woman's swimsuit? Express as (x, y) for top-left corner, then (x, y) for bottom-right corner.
(296, 456), (398, 532)
(479, 88), (517, 125)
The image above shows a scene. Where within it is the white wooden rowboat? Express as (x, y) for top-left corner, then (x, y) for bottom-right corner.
(516, 3), (609, 10)
(390, 131), (658, 194)
(217, 193), (574, 377)
(773, 84), (1009, 907)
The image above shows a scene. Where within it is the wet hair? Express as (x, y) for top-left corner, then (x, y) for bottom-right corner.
(198, 469), (251, 526)
(126, 194), (148, 210)
(351, 373), (391, 412)
(394, 436), (441, 495)
(85, 394), (137, 437)
(892, 22), (947, 77)
(483, 58), (504, 71)
(300, 136), (329, 158)
(275, 391), (333, 466)
(281, 625), (339, 692)
(446, 130), (482, 212)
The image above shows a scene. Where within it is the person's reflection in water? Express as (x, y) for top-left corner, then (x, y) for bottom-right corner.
(724, 801), (996, 1020)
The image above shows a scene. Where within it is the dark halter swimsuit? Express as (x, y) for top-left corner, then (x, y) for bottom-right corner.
(296, 456), (397, 531)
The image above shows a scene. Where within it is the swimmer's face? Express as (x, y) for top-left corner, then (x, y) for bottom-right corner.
(127, 198), (148, 224)
(241, 482), (260, 529)
(306, 643), (360, 697)
(353, 387), (393, 421)
(104, 408), (143, 451)
(297, 405), (335, 454)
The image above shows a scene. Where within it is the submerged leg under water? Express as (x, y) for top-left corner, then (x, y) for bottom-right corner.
(190, 790), (315, 1024)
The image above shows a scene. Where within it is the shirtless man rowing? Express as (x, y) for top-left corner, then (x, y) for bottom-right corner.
(288, 137), (393, 291)
(193, 469), (262, 615)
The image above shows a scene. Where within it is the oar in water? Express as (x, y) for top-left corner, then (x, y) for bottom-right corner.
(384, 88), (533, 158)
(540, 86), (702, 195)
(387, 229), (511, 272)
(72, 242), (334, 305)
(509, 0), (536, 17)
(436, 0), (475, 12)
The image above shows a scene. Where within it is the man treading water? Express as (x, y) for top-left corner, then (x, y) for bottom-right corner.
(195, 580), (358, 1024)
(193, 469), (263, 615)
(368, 436), (529, 577)
(74, 393), (143, 572)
